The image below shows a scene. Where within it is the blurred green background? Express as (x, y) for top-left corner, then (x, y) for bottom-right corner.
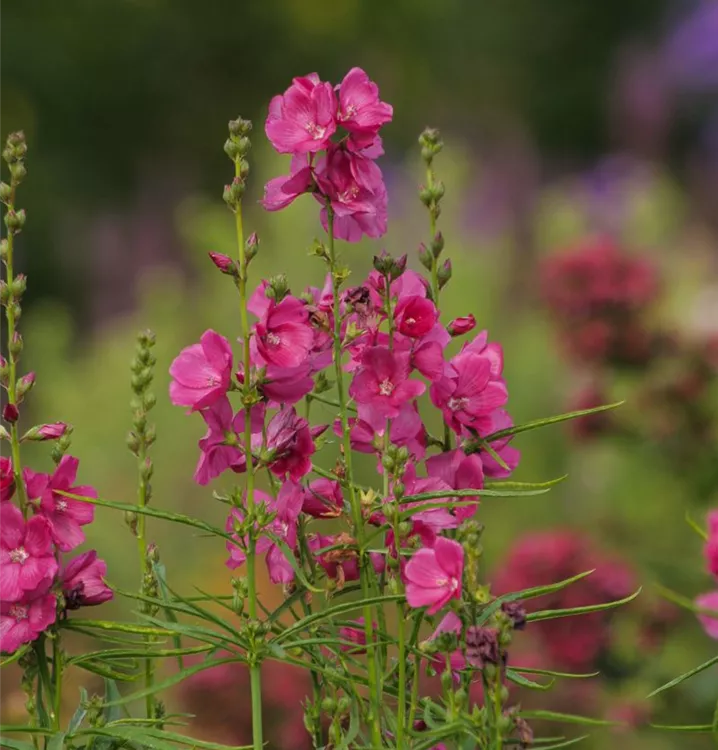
(2, 0), (718, 747)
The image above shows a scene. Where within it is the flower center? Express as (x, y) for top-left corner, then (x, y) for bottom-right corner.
(405, 317), (416, 326)
(206, 374), (220, 386)
(305, 122), (327, 140)
(266, 332), (281, 346)
(9, 547), (29, 565)
(338, 104), (357, 121)
(447, 396), (469, 412)
(56, 500), (68, 513)
(378, 378), (395, 396)
(9, 603), (28, 621)
(337, 185), (360, 204)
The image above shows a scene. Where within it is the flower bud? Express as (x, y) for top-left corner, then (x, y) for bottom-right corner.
(147, 543), (160, 564)
(0, 355), (7, 386)
(9, 162), (27, 184)
(9, 332), (22, 362)
(0, 281), (9, 305)
(447, 314), (476, 337)
(4, 209), (26, 233)
(372, 253), (393, 275)
(126, 431), (140, 456)
(267, 274), (289, 302)
(430, 232), (444, 258)
(228, 117), (252, 137)
(21, 422), (68, 441)
(11, 274), (27, 300)
(0, 182), (11, 203)
(418, 243), (433, 271)
(223, 138), (241, 161)
(0, 425), (9, 441)
(208, 252), (239, 277)
(3, 403), (19, 423)
(0, 239), (8, 261)
(437, 259), (452, 289)
(245, 232), (259, 263)
(16, 373), (35, 403)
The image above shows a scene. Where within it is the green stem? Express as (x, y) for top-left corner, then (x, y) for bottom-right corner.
(396, 606), (407, 747)
(325, 207), (383, 748)
(52, 637), (62, 731)
(234, 172), (263, 750)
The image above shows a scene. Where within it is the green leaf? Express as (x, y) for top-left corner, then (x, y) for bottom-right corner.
(103, 678), (124, 723)
(76, 658), (140, 681)
(68, 644), (212, 667)
(0, 737), (37, 750)
(519, 710), (618, 726)
(77, 725), (254, 749)
(0, 644), (30, 668)
(527, 587), (641, 622)
(512, 666), (599, 680)
(685, 511), (709, 541)
(154, 562), (184, 669)
(484, 475), (568, 491)
(654, 583), (718, 617)
(650, 723), (714, 732)
(478, 401), (624, 444)
(59, 619), (172, 637)
(46, 732), (66, 750)
(67, 687), (88, 732)
(506, 668), (555, 690)
(264, 531), (324, 593)
(646, 654), (718, 698)
(532, 737), (589, 749)
(399, 487), (552, 504)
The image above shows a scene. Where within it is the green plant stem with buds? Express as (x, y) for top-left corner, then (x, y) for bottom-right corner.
(325, 206), (383, 748)
(232, 157), (264, 750)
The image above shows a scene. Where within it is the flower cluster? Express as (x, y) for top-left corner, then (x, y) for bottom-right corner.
(541, 235), (659, 367)
(262, 68), (392, 241)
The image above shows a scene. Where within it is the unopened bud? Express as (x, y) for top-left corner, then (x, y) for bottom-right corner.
(418, 243), (433, 271)
(11, 274), (27, 300)
(208, 252), (239, 277)
(5, 209), (26, 233)
(245, 232), (259, 262)
(447, 314), (476, 337)
(3, 403), (19, 423)
(125, 511), (138, 535)
(140, 458), (154, 482)
(22, 422), (68, 442)
(9, 162), (27, 184)
(0, 281), (9, 305)
(147, 543), (160, 564)
(430, 232), (444, 258)
(16, 372), (35, 401)
(267, 274), (289, 302)
(126, 431), (140, 456)
(0, 239), (8, 261)
(224, 138), (241, 161)
(9, 333), (22, 361)
(389, 253), (407, 280)
(0, 425), (9, 440)
(228, 117), (252, 137)
(437, 259), (452, 289)
(137, 329), (156, 348)
(0, 182), (11, 203)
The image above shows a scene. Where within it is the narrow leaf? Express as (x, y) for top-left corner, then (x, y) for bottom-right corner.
(527, 587), (641, 622)
(647, 654), (718, 698)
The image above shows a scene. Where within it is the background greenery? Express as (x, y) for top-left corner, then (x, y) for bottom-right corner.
(2, 1), (717, 747)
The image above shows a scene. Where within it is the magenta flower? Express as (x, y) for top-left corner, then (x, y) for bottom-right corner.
(265, 74), (337, 154)
(265, 407), (315, 481)
(24, 456), (97, 552)
(302, 478), (343, 518)
(169, 330), (233, 412)
(479, 409), (521, 479)
(339, 617), (373, 653)
(262, 155), (314, 211)
(696, 591), (718, 639)
(255, 296), (314, 369)
(62, 550), (113, 609)
(22, 422), (69, 441)
(0, 503), (58, 602)
(225, 490), (273, 570)
(194, 398), (264, 486)
(426, 449), (484, 522)
(404, 536), (464, 615)
(430, 351), (508, 434)
(447, 315), (476, 337)
(336, 68), (393, 149)
(394, 295), (439, 339)
(0, 588), (57, 654)
(349, 346), (425, 422)
(428, 611), (466, 676)
(705, 510), (718, 580)
(260, 363), (314, 406)
(0, 457), (14, 502)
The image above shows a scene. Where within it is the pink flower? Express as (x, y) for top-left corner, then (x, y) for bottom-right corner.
(394, 295), (439, 339)
(447, 315), (476, 337)
(478, 409), (521, 478)
(705, 510), (718, 580)
(265, 74), (337, 154)
(62, 550), (113, 609)
(339, 617), (373, 653)
(24, 456), (96, 552)
(0, 503), (57, 602)
(169, 330), (233, 412)
(265, 408), (315, 481)
(336, 68), (393, 149)
(0, 588), (57, 654)
(255, 296), (314, 369)
(404, 536), (464, 614)
(349, 346), (425, 422)
(0, 457), (14, 502)
(696, 591), (718, 639)
(428, 611), (466, 676)
(430, 350), (508, 434)
(302, 478), (343, 518)
(260, 363), (314, 405)
(22, 423), (69, 441)
(262, 155), (314, 211)
(194, 399), (264, 486)
(208, 252), (237, 276)
(426, 449), (484, 522)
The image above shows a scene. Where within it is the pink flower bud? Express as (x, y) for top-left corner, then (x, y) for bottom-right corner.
(2, 403), (19, 423)
(16, 371), (35, 400)
(208, 252), (238, 277)
(447, 314), (476, 337)
(22, 422), (68, 442)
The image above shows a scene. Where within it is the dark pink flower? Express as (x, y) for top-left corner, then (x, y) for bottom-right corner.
(0, 588), (57, 654)
(302, 478), (343, 518)
(3, 403), (19, 423)
(62, 550), (113, 609)
(260, 363), (314, 405)
(426, 449), (484, 522)
(430, 350), (508, 434)
(336, 68), (393, 149)
(0, 503), (57, 602)
(705, 510), (718, 580)
(478, 409), (520, 478)
(255, 296), (314, 369)
(22, 423), (69, 441)
(169, 330), (233, 412)
(265, 74), (337, 154)
(208, 252), (237, 276)
(404, 536), (464, 614)
(350, 346), (425, 422)
(696, 591), (718, 639)
(339, 617), (373, 653)
(24, 456), (97, 552)
(194, 399), (264, 486)
(398, 472), (460, 535)
(0, 457), (14, 502)
(447, 315), (476, 337)
(265, 407), (315, 481)
(428, 611), (466, 676)
(262, 155), (314, 211)
(394, 295), (439, 339)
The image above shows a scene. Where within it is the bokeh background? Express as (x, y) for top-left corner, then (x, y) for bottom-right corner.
(2, 1), (718, 747)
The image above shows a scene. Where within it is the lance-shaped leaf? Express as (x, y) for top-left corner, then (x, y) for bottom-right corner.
(647, 654), (718, 698)
(526, 587), (641, 622)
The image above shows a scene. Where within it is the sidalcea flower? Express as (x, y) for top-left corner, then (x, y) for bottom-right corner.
(21, 422), (69, 442)
(62, 550), (113, 609)
(695, 591), (718, 639)
(404, 536), (464, 615)
(0, 588), (57, 654)
(169, 330), (233, 412)
(0, 503), (57, 602)
(265, 74), (337, 154)
(194, 398), (264, 486)
(261, 155), (314, 211)
(336, 67), (393, 150)
(426, 448), (484, 522)
(255, 296), (314, 369)
(265, 408), (316, 481)
(350, 346), (425, 422)
(705, 510), (718, 580)
(208, 252), (238, 277)
(0, 457), (14, 502)
(477, 409), (521, 479)
(24, 456), (96, 552)
(393, 295), (439, 339)
(302, 478), (343, 518)
(447, 315), (476, 337)
(339, 617), (373, 653)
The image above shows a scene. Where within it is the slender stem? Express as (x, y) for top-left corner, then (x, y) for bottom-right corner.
(34, 637), (53, 726)
(233, 171), (263, 750)
(52, 637), (62, 731)
(396, 607), (407, 746)
(325, 207), (383, 747)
